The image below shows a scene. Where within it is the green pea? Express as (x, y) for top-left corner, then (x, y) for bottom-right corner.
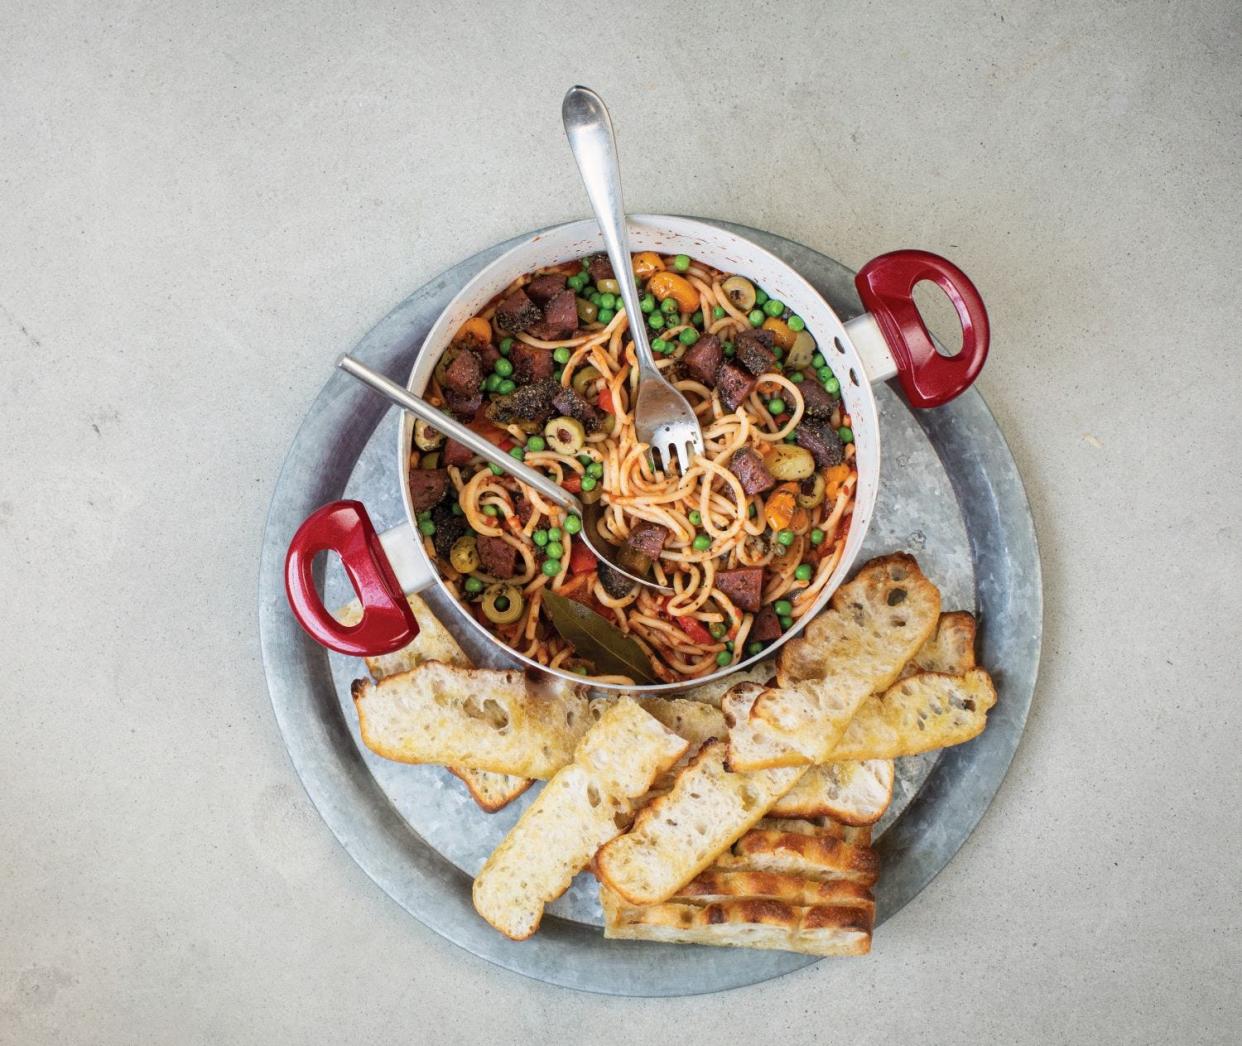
(784, 433), (798, 443)
(509, 445), (525, 461)
(547, 527), (561, 541)
(708, 621), (726, 639)
(597, 307), (615, 325)
(587, 461), (604, 478)
(580, 256), (590, 269)
(648, 311), (665, 330)
(553, 347), (571, 365)
(773, 346), (784, 361)
(546, 541), (564, 560)
(578, 454), (593, 467)
(748, 502), (757, 518)
(712, 305), (725, 319)
(581, 475), (597, 492)
(810, 528), (825, 545)
(767, 398), (786, 415)
(725, 640), (734, 652)
(746, 641), (764, 657)
(464, 576), (484, 594)
(499, 337), (514, 355)
(788, 371), (804, 383)
(450, 502), (464, 516)
(640, 292), (656, 313)
(779, 614), (793, 629)
(497, 379), (516, 394)
(567, 273), (587, 292)
(484, 373), (501, 392)
(816, 365), (834, 384)
(692, 534), (711, 551)
(754, 288), (768, 305)
(533, 529), (549, 547)
(838, 426), (854, 443)
(673, 254), (691, 272)
(774, 599), (793, 617)
(795, 563), (814, 581)
(688, 509), (702, 525)
(824, 375), (840, 394)
(715, 650), (732, 667)
(811, 353), (825, 369)
(763, 298), (784, 317)
(494, 357), (514, 377)
(542, 558), (562, 577)
(661, 297), (680, 315)
(788, 315), (805, 332)
(417, 509), (431, 522)
(776, 529), (795, 547)
(418, 519), (436, 536)
(588, 291), (603, 306)
(651, 337), (669, 355)
(553, 367), (564, 381)
(747, 309), (764, 327)
(489, 464), (504, 476)
(679, 328), (699, 345)
(691, 310), (703, 326)
(482, 503), (499, 516)
(525, 435), (545, 453)
(564, 514), (582, 535)
(723, 341), (735, 357)
(600, 292), (617, 310)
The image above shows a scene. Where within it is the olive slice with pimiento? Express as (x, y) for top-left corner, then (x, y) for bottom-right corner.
(545, 416), (586, 455)
(450, 535), (480, 574)
(722, 275), (757, 312)
(482, 582), (524, 625)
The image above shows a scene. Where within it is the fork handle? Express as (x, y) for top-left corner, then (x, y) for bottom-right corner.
(562, 86), (660, 379)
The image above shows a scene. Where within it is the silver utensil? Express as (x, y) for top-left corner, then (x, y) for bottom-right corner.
(337, 354), (672, 593)
(561, 85), (705, 474)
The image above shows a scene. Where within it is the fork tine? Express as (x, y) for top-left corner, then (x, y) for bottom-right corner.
(648, 444), (664, 474)
(675, 439), (692, 474)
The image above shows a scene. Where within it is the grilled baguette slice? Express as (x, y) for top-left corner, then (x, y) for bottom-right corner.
(594, 740), (805, 906)
(757, 817), (872, 846)
(472, 699), (687, 940)
(674, 870), (875, 913)
(903, 610), (977, 677)
(714, 828), (879, 885)
(351, 662), (589, 779)
(340, 595), (533, 811)
(768, 759), (894, 824)
(750, 555), (940, 758)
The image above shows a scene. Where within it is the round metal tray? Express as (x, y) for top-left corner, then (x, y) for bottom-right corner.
(257, 220), (1042, 996)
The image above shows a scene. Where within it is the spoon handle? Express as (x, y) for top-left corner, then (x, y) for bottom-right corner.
(337, 355), (582, 516)
(562, 86), (659, 378)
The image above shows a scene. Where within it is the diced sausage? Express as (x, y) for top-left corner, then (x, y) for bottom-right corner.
(509, 342), (554, 385)
(715, 567), (764, 613)
(443, 388), (482, 421)
(476, 535), (517, 579)
(486, 378), (560, 426)
(597, 561), (636, 599)
(473, 341), (500, 373)
(494, 289), (542, 334)
(527, 290), (578, 341)
(408, 469), (449, 512)
(551, 386), (602, 433)
(716, 360), (759, 412)
(735, 328), (778, 376)
(443, 438), (474, 467)
(679, 334), (721, 386)
(526, 273), (568, 306)
(626, 522), (669, 559)
(442, 348), (482, 396)
(587, 254), (614, 283)
(730, 446), (775, 495)
(797, 378), (838, 419)
(750, 604), (783, 642)
(512, 495), (534, 525)
(430, 504), (468, 561)
(796, 418), (845, 468)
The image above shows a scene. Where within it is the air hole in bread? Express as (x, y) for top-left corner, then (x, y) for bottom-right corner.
(587, 785), (601, 808)
(887, 588), (907, 606)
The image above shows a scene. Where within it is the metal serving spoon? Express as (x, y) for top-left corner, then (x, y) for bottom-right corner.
(562, 85), (706, 474)
(337, 355), (673, 594)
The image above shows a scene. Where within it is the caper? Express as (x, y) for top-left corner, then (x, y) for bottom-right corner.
(576, 298), (598, 324)
(595, 277), (621, 294)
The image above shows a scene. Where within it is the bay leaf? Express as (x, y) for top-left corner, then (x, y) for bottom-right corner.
(541, 591), (659, 684)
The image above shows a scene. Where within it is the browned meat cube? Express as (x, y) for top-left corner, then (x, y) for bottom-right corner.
(485, 378), (560, 427)
(735, 328), (778, 376)
(476, 535), (517, 579)
(526, 273), (569, 306)
(509, 342), (554, 384)
(551, 386), (602, 433)
(715, 567), (764, 613)
(626, 522), (670, 559)
(587, 254), (614, 283)
(494, 289), (542, 334)
(443, 438), (474, 467)
(443, 388), (481, 421)
(679, 334), (721, 386)
(796, 418), (845, 468)
(730, 446), (775, 495)
(473, 341), (500, 373)
(512, 495), (534, 525)
(716, 361), (759, 412)
(442, 349), (482, 396)
(527, 290), (579, 341)
(796, 377), (838, 420)
(408, 469), (449, 512)
(750, 604), (783, 642)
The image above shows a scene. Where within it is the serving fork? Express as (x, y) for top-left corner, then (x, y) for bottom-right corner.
(561, 85), (705, 474)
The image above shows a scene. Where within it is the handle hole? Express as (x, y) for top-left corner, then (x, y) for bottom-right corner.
(912, 280), (964, 357)
(313, 549), (357, 624)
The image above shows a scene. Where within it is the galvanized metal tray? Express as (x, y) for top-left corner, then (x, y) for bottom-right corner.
(257, 220), (1041, 996)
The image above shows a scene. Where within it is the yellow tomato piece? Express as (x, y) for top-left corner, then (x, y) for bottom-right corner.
(632, 252), (665, 280)
(763, 483), (800, 532)
(647, 271), (699, 313)
(457, 316), (493, 345)
(762, 317), (796, 350)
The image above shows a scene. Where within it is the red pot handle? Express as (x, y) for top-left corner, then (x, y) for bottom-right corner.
(855, 250), (990, 408)
(284, 500), (418, 656)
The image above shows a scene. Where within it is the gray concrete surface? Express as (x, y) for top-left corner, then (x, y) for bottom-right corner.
(1, 1), (1238, 1043)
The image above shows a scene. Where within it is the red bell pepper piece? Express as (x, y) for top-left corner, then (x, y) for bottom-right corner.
(569, 541), (596, 574)
(597, 387), (615, 415)
(675, 615), (713, 645)
(562, 473), (582, 494)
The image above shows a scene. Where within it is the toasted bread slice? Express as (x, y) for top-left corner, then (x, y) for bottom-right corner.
(903, 610), (976, 677)
(674, 870), (875, 914)
(831, 669), (997, 761)
(676, 665), (774, 708)
(631, 698), (726, 747)
(756, 817), (872, 846)
(340, 595), (533, 812)
(715, 828), (879, 885)
(594, 741), (805, 906)
(750, 555), (940, 758)
(351, 662), (589, 779)
(769, 759), (894, 824)
(472, 700), (688, 940)
(600, 888), (872, 956)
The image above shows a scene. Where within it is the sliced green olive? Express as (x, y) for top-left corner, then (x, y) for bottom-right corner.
(482, 582), (524, 625)
(616, 545), (652, 577)
(576, 298), (598, 324)
(571, 365), (603, 398)
(420, 451), (441, 470)
(545, 416), (586, 455)
(598, 412), (616, 436)
(786, 330), (817, 371)
(722, 275), (756, 312)
(796, 472), (826, 508)
(449, 535), (479, 573)
(595, 277), (621, 294)
(414, 419), (445, 451)
(767, 444), (816, 481)
(432, 346), (457, 387)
